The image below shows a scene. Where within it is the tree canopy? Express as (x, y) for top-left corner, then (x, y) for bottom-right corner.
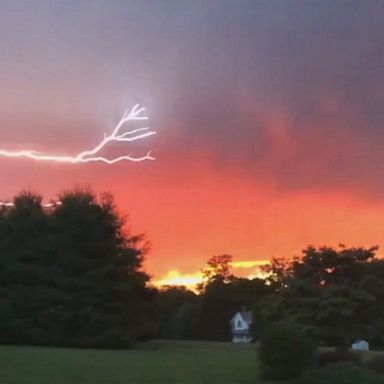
(0, 189), (151, 348)
(260, 245), (384, 348)
(1, 191), (383, 349)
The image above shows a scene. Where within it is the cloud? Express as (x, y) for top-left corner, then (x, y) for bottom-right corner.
(1, 0), (383, 198)
(231, 260), (268, 269)
(1, 0), (384, 278)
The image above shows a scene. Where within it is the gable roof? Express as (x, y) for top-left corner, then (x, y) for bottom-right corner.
(230, 311), (253, 324)
(240, 311), (252, 323)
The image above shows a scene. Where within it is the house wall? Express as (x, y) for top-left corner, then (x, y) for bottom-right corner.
(230, 312), (252, 343)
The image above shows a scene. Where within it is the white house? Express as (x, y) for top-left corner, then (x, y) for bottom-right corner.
(230, 310), (252, 343)
(352, 340), (369, 351)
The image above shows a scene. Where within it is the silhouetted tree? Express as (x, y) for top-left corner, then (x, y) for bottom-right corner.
(198, 254), (234, 292)
(153, 286), (197, 339)
(260, 245), (384, 348)
(193, 254), (269, 341)
(0, 189), (152, 348)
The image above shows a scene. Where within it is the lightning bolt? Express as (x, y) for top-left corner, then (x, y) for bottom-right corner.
(0, 104), (156, 164)
(0, 201), (62, 208)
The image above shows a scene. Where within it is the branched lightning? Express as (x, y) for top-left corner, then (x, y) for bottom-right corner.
(0, 104), (156, 164)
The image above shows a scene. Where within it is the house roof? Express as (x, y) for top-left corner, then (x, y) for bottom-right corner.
(230, 311), (253, 324)
(240, 311), (252, 323)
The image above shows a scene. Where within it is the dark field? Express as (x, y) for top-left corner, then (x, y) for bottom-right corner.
(0, 341), (257, 384)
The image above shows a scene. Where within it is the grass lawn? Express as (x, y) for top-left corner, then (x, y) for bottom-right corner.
(0, 340), (258, 384)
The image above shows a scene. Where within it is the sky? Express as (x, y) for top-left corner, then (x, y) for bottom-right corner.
(0, 0), (384, 286)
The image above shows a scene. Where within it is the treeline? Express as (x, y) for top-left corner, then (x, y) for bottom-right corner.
(2, 189), (384, 350)
(260, 245), (384, 348)
(154, 275), (267, 341)
(157, 246), (384, 349)
(154, 255), (268, 341)
(0, 189), (153, 348)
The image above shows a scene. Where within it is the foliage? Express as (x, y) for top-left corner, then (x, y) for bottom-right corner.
(259, 322), (316, 380)
(153, 286), (198, 339)
(318, 350), (360, 367)
(0, 189), (151, 347)
(301, 362), (384, 384)
(153, 274), (269, 342)
(194, 277), (267, 341)
(260, 245), (384, 348)
(198, 254), (234, 292)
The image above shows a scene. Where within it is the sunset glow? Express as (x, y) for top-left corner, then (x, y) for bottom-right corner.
(231, 261), (268, 269)
(152, 270), (204, 291)
(152, 260), (271, 291)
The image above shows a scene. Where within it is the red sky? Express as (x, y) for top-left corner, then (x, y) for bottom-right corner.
(0, 1), (384, 286)
(2, 152), (384, 285)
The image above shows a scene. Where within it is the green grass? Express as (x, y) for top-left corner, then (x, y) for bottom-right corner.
(0, 340), (258, 384)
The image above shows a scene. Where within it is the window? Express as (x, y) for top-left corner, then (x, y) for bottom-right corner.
(237, 320), (242, 328)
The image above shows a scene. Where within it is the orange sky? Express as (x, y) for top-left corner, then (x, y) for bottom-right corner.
(107, 157), (384, 284)
(1, 138), (384, 288)
(1, 121), (384, 288)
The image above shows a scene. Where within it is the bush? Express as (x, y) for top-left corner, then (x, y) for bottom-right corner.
(301, 362), (383, 384)
(318, 350), (359, 367)
(259, 322), (316, 380)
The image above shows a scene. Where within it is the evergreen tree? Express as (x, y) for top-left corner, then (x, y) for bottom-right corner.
(0, 189), (152, 348)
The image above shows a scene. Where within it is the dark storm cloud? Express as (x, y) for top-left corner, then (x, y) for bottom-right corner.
(0, 0), (383, 195)
(161, 0), (384, 195)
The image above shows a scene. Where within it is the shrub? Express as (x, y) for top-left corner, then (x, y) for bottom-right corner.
(301, 362), (383, 384)
(318, 350), (359, 367)
(259, 322), (316, 380)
